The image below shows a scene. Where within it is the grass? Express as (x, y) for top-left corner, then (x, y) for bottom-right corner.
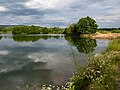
(104, 39), (120, 52)
(111, 30), (120, 33)
(97, 30), (110, 34)
(70, 52), (118, 90)
(97, 30), (120, 34)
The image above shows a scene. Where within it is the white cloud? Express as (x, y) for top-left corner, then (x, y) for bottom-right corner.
(0, 50), (10, 55)
(44, 16), (66, 21)
(0, 6), (8, 12)
(0, 15), (34, 25)
(95, 14), (120, 22)
(25, 0), (76, 10)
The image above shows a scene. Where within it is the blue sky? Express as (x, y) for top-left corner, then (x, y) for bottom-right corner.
(0, 0), (120, 28)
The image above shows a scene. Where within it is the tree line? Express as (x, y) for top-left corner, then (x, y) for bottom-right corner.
(0, 25), (65, 34)
(12, 25), (65, 34)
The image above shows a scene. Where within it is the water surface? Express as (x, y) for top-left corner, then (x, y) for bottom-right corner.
(0, 34), (110, 89)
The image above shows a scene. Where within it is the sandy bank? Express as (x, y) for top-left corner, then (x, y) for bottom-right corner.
(82, 33), (120, 39)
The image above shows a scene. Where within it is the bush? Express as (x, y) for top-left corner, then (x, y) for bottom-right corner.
(97, 30), (109, 34)
(70, 51), (117, 90)
(105, 39), (120, 52)
(111, 30), (120, 33)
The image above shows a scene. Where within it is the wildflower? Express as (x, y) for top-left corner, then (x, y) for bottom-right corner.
(91, 69), (94, 72)
(49, 84), (52, 87)
(47, 87), (52, 90)
(96, 71), (101, 73)
(53, 86), (55, 88)
(90, 76), (93, 79)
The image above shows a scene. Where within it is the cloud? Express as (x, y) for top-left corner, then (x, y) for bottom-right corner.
(0, 0), (120, 28)
(0, 6), (8, 12)
(25, 0), (76, 10)
(44, 16), (66, 21)
(0, 50), (10, 55)
(96, 15), (120, 23)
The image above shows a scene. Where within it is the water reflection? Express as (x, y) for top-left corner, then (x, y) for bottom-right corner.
(0, 35), (74, 89)
(13, 35), (62, 42)
(0, 36), (2, 40)
(65, 35), (97, 54)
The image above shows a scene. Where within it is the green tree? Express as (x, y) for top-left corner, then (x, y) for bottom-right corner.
(77, 16), (98, 34)
(42, 27), (48, 34)
(66, 16), (98, 35)
(119, 27), (120, 30)
(66, 24), (76, 35)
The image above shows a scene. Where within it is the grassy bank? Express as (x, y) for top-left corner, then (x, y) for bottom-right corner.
(70, 39), (120, 90)
(104, 39), (120, 52)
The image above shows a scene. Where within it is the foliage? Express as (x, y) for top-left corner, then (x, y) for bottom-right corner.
(96, 30), (109, 34)
(66, 16), (98, 35)
(0, 25), (65, 34)
(0, 28), (2, 32)
(77, 16), (98, 34)
(65, 24), (77, 35)
(111, 30), (120, 33)
(97, 29), (120, 34)
(12, 25), (42, 34)
(0, 27), (13, 33)
(70, 51), (117, 90)
(104, 39), (120, 52)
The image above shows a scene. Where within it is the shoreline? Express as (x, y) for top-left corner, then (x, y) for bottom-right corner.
(81, 32), (120, 39)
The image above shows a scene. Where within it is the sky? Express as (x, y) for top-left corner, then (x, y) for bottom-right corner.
(0, 0), (120, 28)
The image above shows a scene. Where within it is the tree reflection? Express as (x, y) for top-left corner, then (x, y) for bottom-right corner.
(0, 36), (2, 40)
(65, 35), (97, 54)
(13, 35), (62, 42)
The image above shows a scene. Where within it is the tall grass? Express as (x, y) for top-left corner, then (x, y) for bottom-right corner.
(70, 52), (117, 90)
(111, 30), (120, 33)
(97, 30), (110, 34)
(70, 39), (120, 90)
(104, 39), (120, 52)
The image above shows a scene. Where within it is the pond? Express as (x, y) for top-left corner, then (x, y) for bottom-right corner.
(0, 34), (110, 89)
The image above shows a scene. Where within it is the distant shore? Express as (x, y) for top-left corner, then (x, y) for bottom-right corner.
(82, 32), (120, 39)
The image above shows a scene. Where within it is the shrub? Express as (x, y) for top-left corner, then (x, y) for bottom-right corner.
(111, 30), (120, 33)
(97, 30), (109, 34)
(70, 52), (117, 90)
(105, 39), (120, 52)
